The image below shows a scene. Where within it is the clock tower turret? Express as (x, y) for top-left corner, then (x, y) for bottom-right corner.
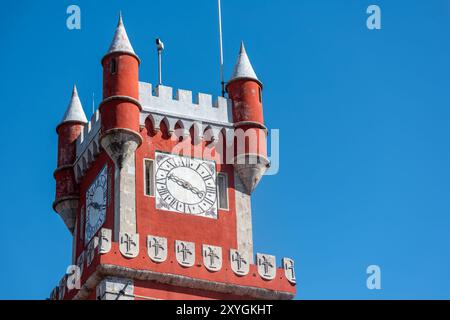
(99, 13), (142, 241)
(53, 85), (88, 234)
(227, 42), (269, 194)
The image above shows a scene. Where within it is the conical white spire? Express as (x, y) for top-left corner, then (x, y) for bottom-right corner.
(60, 85), (88, 125)
(107, 12), (135, 55)
(229, 42), (260, 84)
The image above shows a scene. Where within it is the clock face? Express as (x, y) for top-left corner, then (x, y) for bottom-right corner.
(155, 152), (218, 219)
(85, 165), (108, 244)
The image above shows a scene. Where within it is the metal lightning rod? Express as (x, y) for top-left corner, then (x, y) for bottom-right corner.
(218, 0), (225, 97)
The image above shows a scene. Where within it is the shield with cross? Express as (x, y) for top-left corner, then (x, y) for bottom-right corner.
(76, 251), (85, 276)
(202, 245), (222, 272)
(99, 228), (112, 255)
(119, 233), (139, 258)
(283, 258), (296, 284)
(175, 240), (195, 267)
(230, 249), (249, 276)
(86, 236), (99, 267)
(147, 235), (167, 263)
(256, 253), (276, 280)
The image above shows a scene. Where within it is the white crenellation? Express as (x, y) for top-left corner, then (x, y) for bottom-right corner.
(139, 82), (234, 142)
(74, 110), (101, 183)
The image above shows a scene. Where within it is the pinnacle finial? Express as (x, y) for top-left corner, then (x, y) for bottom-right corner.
(59, 85), (88, 126)
(229, 41), (261, 85)
(240, 41), (246, 53)
(107, 12), (136, 55)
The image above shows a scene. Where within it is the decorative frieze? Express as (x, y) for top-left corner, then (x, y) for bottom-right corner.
(256, 253), (276, 281)
(230, 249), (249, 276)
(119, 233), (139, 258)
(175, 240), (195, 267)
(147, 235), (167, 263)
(202, 245), (222, 272)
(283, 258), (296, 284)
(99, 228), (112, 254)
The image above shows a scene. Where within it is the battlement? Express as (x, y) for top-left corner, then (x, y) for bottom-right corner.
(74, 110), (101, 183)
(76, 110), (101, 158)
(139, 82), (233, 126)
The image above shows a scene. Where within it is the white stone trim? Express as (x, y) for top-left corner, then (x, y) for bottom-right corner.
(73, 264), (295, 300)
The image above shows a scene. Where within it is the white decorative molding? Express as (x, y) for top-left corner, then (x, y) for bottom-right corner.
(256, 253), (276, 281)
(99, 228), (112, 254)
(96, 276), (134, 300)
(139, 82), (232, 125)
(175, 240), (195, 267)
(119, 233), (139, 258)
(73, 264), (295, 301)
(202, 245), (222, 272)
(282, 258), (296, 284)
(230, 249), (249, 276)
(147, 235), (167, 263)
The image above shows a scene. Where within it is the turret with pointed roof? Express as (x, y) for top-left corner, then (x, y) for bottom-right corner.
(102, 13), (140, 65)
(229, 42), (262, 87)
(59, 85), (88, 127)
(227, 42), (268, 194)
(53, 85), (88, 234)
(99, 13), (142, 242)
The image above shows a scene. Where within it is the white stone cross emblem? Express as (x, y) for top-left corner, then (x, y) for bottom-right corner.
(202, 245), (222, 272)
(147, 235), (167, 263)
(230, 249), (249, 276)
(86, 236), (99, 267)
(119, 233), (139, 258)
(256, 253), (276, 280)
(99, 228), (112, 254)
(282, 258), (296, 284)
(76, 251), (85, 276)
(175, 240), (195, 267)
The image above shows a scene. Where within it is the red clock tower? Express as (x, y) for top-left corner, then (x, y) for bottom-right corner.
(50, 14), (296, 300)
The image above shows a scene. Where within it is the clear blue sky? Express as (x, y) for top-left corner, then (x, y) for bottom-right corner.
(1, 0), (450, 300)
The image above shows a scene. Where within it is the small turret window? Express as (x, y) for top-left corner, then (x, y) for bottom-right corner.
(217, 173), (229, 210)
(144, 159), (155, 197)
(110, 58), (117, 74)
(258, 87), (262, 103)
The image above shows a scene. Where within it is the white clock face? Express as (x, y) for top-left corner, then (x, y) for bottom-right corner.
(155, 152), (218, 219)
(85, 165), (108, 244)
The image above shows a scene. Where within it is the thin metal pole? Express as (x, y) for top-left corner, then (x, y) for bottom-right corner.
(158, 49), (162, 86)
(218, 0), (225, 97)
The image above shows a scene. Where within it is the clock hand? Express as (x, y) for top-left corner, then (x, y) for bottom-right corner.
(88, 202), (106, 211)
(167, 174), (205, 199)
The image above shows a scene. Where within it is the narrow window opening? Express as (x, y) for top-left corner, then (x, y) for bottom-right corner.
(258, 87), (262, 103)
(110, 58), (117, 75)
(144, 159), (155, 197)
(217, 173), (229, 210)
